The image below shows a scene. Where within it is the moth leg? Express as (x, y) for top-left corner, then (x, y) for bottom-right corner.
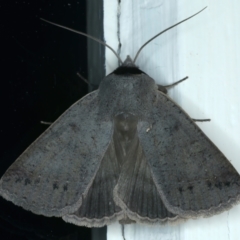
(164, 76), (188, 88)
(121, 224), (126, 240)
(40, 121), (52, 125)
(192, 118), (211, 122)
(158, 77), (210, 122)
(77, 72), (89, 84)
(40, 71), (93, 127)
(157, 76), (188, 93)
(77, 72), (99, 90)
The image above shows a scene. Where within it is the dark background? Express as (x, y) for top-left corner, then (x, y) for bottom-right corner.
(0, 1), (106, 239)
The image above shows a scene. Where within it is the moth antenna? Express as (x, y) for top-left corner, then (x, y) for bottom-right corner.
(133, 7), (207, 63)
(40, 18), (123, 64)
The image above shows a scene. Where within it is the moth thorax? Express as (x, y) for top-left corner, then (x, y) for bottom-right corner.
(98, 73), (158, 120)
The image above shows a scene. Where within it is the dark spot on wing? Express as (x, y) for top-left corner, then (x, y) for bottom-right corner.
(63, 184), (68, 191)
(69, 123), (79, 132)
(24, 178), (31, 185)
(53, 182), (59, 190)
(188, 185), (193, 193)
(178, 187), (183, 194)
(207, 181), (212, 189)
(215, 182), (222, 190)
(15, 178), (22, 183)
(224, 181), (230, 187)
(34, 178), (40, 184)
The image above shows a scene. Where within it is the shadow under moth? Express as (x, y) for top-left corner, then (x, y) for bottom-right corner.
(0, 7), (240, 228)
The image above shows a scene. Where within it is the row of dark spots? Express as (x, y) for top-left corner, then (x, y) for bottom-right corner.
(14, 177), (69, 205)
(15, 177), (40, 185)
(178, 185), (194, 194)
(209, 181), (231, 190)
(178, 180), (232, 195)
(23, 178), (68, 191)
(17, 178), (68, 192)
(53, 182), (68, 191)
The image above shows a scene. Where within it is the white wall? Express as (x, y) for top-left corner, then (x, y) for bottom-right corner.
(104, 1), (240, 239)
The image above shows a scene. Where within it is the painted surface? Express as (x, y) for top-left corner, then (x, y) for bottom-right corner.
(105, 0), (240, 239)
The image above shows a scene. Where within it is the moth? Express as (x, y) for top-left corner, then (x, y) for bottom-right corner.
(0, 7), (240, 228)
